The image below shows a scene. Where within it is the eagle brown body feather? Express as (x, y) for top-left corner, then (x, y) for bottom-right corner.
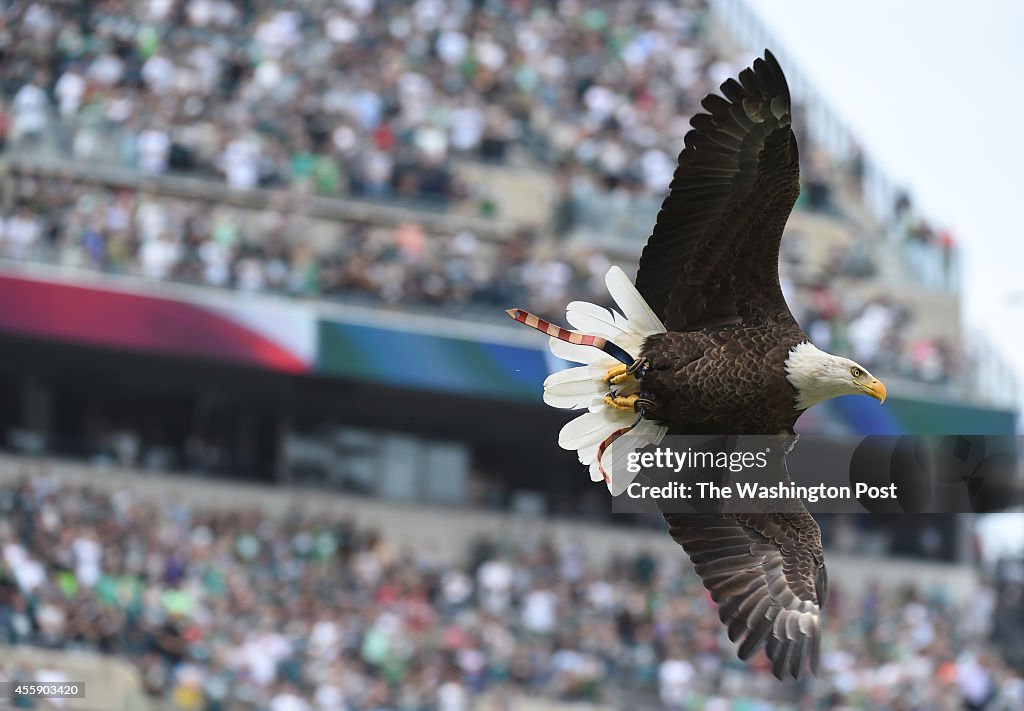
(629, 51), (829, 680)
(641, 324), (807, 434)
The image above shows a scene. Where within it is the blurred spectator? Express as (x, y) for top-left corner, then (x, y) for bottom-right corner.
(10, 75), (48, 145)
(0, 475), (1020, 710)
(891, 193), (960, 291)
(2, 204), (41, 260)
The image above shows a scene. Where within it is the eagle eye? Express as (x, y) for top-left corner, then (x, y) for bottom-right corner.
(851, 367), (863, 378)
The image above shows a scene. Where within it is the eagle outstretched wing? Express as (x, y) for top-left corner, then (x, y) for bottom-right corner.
(663, 508), (827, 679)
(635, 49), (800, 332)
(646, 434), (827, 680)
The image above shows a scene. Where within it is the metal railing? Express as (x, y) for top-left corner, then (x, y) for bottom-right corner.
(2, 125), (517, 241)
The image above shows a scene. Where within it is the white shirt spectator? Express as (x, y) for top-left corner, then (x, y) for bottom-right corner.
(586, 579), (616, 611)
(136, 200), (170, 243)
(325, 13), (357, 44)
(441, 570), (473, 607)
(189, 45), (221, 93)
(55, 69), (86, 117)
(199, 240), (232, 287)
(242, 631), (293, 686)
(139, 235), (181, 280)
(137, 128), (172, 174)
(22, 3), (57, 39)
(72, 533), (103, 587)
(641, 148), (675, 193)
(146, 0), (174, 21)
(104, 198), (132, 234)
(4, 210), (41, 259)
(397, 72), (432, 125)
(474, 35), (507, 72)
(477, 559), (513, 614)
(957, 654), (993, 707)
(437, 681), (468, 711)
(583, 84), (616, 123)
(849, 302), (894, 364)
(436, 30), (468, 65)
(344, 0), (375, 17)
(450, 105), (484, 152)
(269, 690), (311, 711)
(36, 600), (67, 641)
(362, 149), (393, 190)
(11, 82), (49, 139)
(313, 683), (345, 711)
(142, 54), (176, 94)
(415, 125), (447, 161)
(412, 0), (445, 31)
(659, 658), (695, 707)
(3, 543), (46, 592)
(254, 11), (301, 58)
(236, 257), (266, 291)
(87, 52), (125, 86)
(187, 0), (215, 27)
(222, 138), (262, 189)
(349, 89), (383, 130)
(521, 587), (557, 634)
(309, 619), (340, 660)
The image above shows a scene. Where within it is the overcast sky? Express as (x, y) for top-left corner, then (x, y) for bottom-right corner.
(740, 0), (1024, 407)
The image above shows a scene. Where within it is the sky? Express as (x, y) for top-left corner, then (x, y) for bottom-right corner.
(740, 0), (1024, 408)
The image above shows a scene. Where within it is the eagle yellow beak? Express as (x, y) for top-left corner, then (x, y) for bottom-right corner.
(865, 378), (887, 404)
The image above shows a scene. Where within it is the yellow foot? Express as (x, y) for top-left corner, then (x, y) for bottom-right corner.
(605, 364), (632, 386)
(603, 393), (639, 411)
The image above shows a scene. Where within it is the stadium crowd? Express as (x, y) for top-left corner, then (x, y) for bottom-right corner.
(0, 0), (973, 386)
(0, 170), (969, 385)
(1, 0), (734, 204)
(0, 475), (1021, 710)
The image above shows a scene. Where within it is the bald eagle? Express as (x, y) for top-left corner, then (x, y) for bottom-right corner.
(509, 51), (887, 680)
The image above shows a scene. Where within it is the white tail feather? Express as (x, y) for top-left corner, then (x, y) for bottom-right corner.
(605, 266), (666, 340)
(543, 366), (609, 409)
(565, 302), (636, 352)
(557, 408), (633, 450)
(565, 301), (621, 334)
(549, 337), (617, 366)
(544, 267), (669, 494)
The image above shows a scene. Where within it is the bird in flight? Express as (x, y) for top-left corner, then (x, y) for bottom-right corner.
(508, 50), (887, 680)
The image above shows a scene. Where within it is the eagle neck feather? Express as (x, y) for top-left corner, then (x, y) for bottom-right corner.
(785, 341), (842, 411)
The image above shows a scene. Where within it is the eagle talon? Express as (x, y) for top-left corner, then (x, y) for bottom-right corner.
(603, 393), (639, 411)
(604, 364), (631, 385)
(606, 357), (649, 386)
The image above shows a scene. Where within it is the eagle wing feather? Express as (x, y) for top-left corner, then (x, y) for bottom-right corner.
(663, 506), (827, 680)
(634, 50), (801, 331)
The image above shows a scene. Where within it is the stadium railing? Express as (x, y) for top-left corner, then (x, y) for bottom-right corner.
(0, 153), (515, 242)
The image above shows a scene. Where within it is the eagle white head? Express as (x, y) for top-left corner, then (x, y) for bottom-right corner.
(785, 342), (887, 411)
